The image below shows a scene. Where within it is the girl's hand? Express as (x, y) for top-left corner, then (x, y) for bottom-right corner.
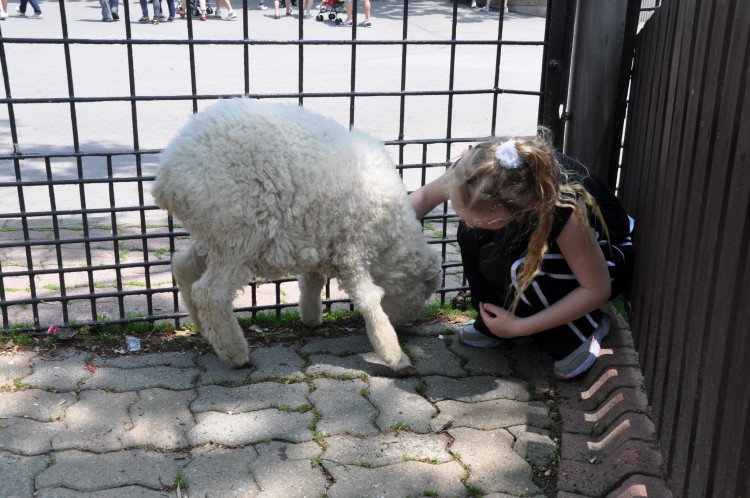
(478, 302), (524, 338)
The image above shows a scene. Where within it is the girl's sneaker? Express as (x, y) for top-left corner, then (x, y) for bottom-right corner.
(224, 10), (237, 20)
(553, 314), (611, 380)
(0, 9), (7, 19)
(338, 18), (352, 26)
(138, 15), (150, 23)
(457, 322), (533, 348)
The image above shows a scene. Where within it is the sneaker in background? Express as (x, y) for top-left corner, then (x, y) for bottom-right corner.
(258, 3), (268, 9)
(15, 7), (25, 16)
(214, 8), (221, 17)
(224, 10), (237, 20)
(338, 18), (352, 26)
(112, 11), (119, 20)
(138, 15), (150, 23)
(457, 322), (533, 349)
(553, 314), (611, 380)
(0, 9), (7, 19)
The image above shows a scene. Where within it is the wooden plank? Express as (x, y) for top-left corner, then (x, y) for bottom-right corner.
(667, 1), (735, 492)
(691, 4), (750, 495)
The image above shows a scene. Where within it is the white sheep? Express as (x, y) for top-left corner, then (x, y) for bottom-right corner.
(152, 99), (442, 376)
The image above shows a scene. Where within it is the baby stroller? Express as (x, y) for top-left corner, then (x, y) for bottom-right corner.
(315, 0), (345, 23)
(177, 0), (214, 17)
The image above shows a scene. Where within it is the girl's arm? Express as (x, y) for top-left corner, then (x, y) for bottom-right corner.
(408, 170), (452, 220)
(480, 199), (611, 337)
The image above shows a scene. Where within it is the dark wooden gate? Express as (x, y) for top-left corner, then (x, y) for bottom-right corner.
(618, 0), (750, 496)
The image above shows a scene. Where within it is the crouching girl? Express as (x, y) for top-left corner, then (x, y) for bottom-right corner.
(409, 131), (634, 380)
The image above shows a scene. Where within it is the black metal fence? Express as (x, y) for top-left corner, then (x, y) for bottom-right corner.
(1, 0), (555, 332)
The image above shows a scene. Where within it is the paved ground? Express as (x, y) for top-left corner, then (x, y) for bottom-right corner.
(0, 305), (672, 497)
(1, 1), (672, 496)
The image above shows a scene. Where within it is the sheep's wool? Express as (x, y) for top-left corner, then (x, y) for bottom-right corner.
(152, 99), (442, 374)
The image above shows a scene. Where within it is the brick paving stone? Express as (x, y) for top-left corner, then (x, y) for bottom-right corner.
(21, 351), (95, 392)
(52, 390), (138, 452)
(305, 352), (395, 378)
(507, 425), (557, 467)
(299, 333), (372, 355)
(557, 439), (665, 496)
(401, 322), (459, 337)
(580, 347), (641, 385)
(0, 389), (77, 421)
(323, 433), (452, 466)
(422, 374), (530, 402)
(192, 382), (309, 413)
(0, 418), (63, 455)
(246, 345), (305, 380)
(368, 376), (436, 433)
(80, 365), (200, 392)
(605, 474), (673, 498)
(562, 412), (656, 463)
(187, 409), (313, 446)
(308, 378), (379, 436)
(0, 351), (36, 387)
(35, 485), (174, 497)
(558, 366), (646, 412)
(449, 341), (514, 376)
(194, 352), (256, 386)
(325, 460), (467, 498)
(559, 386), (650, 436)
(34, 449), (184, 492)
(404, 336), (465, 376)
(436, 398), (551, 430)
(122, 388), (197, 450)
(183, 445), (261, 497)
(0, 451), (53, 498)
(251, 441), (328, 498)
(92, 352), (197, 369)
(449, 426), (541, 496)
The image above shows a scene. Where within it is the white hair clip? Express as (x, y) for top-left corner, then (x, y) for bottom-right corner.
(495, 139), (525, 169)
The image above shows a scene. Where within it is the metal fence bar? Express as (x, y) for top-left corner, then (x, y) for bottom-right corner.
(0, 0), (551, 333)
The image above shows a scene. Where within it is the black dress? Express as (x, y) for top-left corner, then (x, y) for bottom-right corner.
(457, 152), (634, 360)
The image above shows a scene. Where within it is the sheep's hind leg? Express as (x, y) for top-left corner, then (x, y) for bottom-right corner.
(298, 272), (326, 327)
(190, 258), (252, 368)
(171, 243), (207, 330)
(341, 270), (415, 377)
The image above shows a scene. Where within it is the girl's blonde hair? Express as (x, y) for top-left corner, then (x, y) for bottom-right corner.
(449, 129), (609, 312)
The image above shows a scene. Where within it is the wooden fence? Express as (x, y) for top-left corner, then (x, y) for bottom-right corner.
(618, 0), (749, 496)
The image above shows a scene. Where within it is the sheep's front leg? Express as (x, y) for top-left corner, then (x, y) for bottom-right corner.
(171, 243), (208, 330)
(298, 272), (326, 327)
(190, 258), (251, 368)
(341, 269), (415, 376)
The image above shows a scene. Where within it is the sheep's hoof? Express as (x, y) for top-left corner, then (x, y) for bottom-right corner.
(395, 366), (418, 377)
(232, 361), (253, 370)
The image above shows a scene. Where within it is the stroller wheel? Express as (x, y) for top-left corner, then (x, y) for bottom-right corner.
(328, 12), (336, 19)
(206, 6), (213, 14)
(316, 13), (323, 20)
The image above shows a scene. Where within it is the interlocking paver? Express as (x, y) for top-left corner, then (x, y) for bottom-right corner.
(192, 382), (309, 413)
(187, 409), (313, 446)
(34, 449), (184, 492)
(0, 316), (672, 496)
(323, 433), (452, 466)
(449, 426), (542, 496)
(307, 378), (379, 436)
(0, 389), (77, 421)
(122, 388), (197, 450)
(326, 460), (467, 498)
(368, 376), (436, 433)
(51, 390), (138, 452)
